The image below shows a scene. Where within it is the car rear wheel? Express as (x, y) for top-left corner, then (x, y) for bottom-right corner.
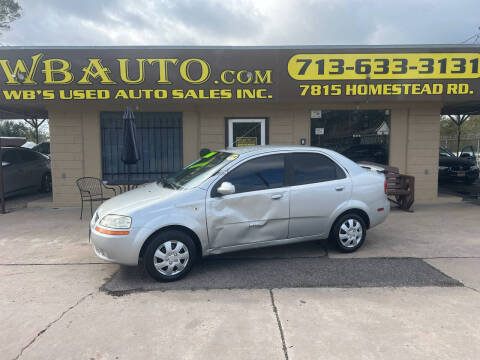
(144, 230), (196, 282)
(40, 172), (52, 193)
(331, 213), (366, 253)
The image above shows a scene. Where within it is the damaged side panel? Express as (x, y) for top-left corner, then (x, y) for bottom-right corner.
(206, 188), (290, 250)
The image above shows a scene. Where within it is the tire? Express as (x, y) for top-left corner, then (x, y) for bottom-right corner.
(331, 213), (367, 253)
(40, 172), (52, 193)
(144, 230), (196, 282)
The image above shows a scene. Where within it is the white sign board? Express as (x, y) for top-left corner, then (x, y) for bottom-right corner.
(315, 128), (324, 135)
(311, 110), (322, 119)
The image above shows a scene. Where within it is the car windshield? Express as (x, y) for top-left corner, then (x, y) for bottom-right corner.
(158, 151), (235, 189)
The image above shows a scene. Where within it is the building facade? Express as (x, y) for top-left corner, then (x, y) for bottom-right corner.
(1, 45), (479, 206)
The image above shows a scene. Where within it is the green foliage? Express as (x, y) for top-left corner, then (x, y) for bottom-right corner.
(0, 120), (49, 143)
(0, 0), (21, 34)
(440, 115), (480, 137)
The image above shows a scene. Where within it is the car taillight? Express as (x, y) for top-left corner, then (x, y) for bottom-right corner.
(384, 179), (387, 194)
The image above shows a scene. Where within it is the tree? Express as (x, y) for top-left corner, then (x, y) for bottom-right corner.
(0, 119), (49, 143)
(24, 118), (47, 144)
(0, 0), (21, 34)
(446, 114), (470, 155)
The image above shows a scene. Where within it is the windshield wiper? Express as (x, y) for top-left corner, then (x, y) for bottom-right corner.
(157, 177), (178, 189)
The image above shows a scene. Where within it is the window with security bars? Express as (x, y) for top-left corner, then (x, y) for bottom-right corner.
(100, 112), (183, 184)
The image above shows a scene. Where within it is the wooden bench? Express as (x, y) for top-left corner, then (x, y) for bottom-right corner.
(358, 162), (415, 211)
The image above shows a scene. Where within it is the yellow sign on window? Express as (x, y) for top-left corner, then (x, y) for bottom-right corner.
(236, 137), (257, 146)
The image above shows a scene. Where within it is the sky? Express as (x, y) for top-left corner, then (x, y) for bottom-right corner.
(0, 0), (479, 46)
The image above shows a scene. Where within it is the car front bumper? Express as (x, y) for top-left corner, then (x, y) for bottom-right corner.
(439, 168), (479, 182)
(90, 216), (142, 266)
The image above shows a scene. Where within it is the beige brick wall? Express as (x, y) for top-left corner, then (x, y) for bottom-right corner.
(48, 109), (85, 206)
(49, 107), (105, 206)
(47, 102), (441, 206)
(405, 105), (441, 202)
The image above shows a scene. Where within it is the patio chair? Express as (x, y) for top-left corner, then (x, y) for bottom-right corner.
(76, 177), (118, 219)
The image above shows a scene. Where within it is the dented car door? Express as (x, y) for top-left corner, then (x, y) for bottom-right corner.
(206, 154), (289, 250)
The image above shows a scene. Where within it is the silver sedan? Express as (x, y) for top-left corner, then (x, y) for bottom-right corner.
(1, 146), (51, 196)
(91, 146), (390, 281)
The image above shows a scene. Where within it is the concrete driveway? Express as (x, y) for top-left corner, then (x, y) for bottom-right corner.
(1, 202), (480, 359)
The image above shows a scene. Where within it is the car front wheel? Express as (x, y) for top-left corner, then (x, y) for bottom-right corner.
(331, 213), (366, 253)
(144, 230), (196, 282)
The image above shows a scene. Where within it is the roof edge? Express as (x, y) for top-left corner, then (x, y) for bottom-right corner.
(1, 44), (480, 50)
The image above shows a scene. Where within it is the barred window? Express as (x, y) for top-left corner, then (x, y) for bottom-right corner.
(100, 111), (183, 184)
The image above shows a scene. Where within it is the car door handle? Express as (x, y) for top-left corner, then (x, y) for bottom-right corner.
(335, 186), (345, 191)
(271, 194), (283, 200)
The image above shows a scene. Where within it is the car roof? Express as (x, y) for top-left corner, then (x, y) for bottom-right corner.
(222, 145), (333, 155)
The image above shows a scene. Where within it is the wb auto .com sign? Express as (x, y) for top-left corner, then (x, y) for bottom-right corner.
(0, 46), (479, 104)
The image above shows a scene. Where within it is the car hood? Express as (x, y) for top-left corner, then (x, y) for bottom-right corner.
(96, 182), (179, 218)
(439, 156), (475, 167)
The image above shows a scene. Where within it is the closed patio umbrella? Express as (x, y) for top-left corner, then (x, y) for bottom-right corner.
(121, 107), (140, 190)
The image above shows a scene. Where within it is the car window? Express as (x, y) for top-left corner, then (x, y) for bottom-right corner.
(290, 153), (346, 185)
(460, 146), (475, 157)
(216, 154), (285, 195)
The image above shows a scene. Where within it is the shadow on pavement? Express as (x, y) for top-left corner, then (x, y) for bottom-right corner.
(3, 192), (52, 212)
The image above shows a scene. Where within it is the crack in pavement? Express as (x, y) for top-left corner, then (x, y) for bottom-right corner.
(269, 289), (289, 360)
(12, 292), (93, 360)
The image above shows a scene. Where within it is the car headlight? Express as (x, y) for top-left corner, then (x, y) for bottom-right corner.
(470, 165), (479, 171)
(99, 214), (132, 229)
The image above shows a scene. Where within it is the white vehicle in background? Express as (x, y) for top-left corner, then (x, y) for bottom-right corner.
(91, 146), (390, 281)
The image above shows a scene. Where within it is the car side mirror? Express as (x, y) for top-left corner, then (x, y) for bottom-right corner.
(217, 181), (235, 196)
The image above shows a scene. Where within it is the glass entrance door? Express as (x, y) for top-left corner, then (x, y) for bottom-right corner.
(311, 110), (390, 165)
(227, 118), (266, 147)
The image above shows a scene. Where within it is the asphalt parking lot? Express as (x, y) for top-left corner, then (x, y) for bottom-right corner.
(103, 253), (460, 294)
(1, 202), (480, 359)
